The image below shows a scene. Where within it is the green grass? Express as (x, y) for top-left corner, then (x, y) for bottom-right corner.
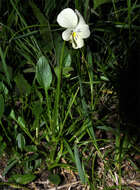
(0, 0), (140, 189)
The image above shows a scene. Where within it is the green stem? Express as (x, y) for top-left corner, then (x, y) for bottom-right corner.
(48, 42), (65, 166)
(54, 42), (65, 129)
(45, 88), (52, 130)
(0, 120), (11, 141)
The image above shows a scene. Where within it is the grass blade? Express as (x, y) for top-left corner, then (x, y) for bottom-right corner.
(0, 46), (11, 87)
(74, 144), (86, 184)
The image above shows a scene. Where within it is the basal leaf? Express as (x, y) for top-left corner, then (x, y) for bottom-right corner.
(16, 133), (26, 151)
(36, 56), (52, 90)
(9, 174), (36, 185)
(48, 174), (61, 186)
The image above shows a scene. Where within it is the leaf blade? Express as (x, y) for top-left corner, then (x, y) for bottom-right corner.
(74, 144), (86, 184)
(36, 56), (52, 91)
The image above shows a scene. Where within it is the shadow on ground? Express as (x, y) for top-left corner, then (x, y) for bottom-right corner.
(119, 40), (140, 137)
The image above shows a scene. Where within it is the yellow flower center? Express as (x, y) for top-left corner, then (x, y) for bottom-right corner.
(71, 32), (78, 48)
(72, 32), (77, 38)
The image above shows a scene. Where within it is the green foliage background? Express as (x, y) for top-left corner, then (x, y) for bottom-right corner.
(0, 0), (140, 189)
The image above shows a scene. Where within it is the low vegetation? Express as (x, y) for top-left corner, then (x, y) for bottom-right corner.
(0, 0), (140, 189)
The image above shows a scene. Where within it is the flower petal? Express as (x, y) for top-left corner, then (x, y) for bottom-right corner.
(75, 9), (86, 25)
(62, 29), (72, 41)
(72, 37), (84, 49)
(76, 24), (90, 39)
(57, 8), (78, 28)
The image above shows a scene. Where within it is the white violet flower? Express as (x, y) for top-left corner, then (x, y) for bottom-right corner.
(57, 8), (90, 49)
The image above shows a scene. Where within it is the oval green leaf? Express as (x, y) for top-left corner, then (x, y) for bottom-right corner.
(36, 56), (52, 90)
(9, 174), (36, 185)
(48, 174), (61, 186)
(16, 133), (26, 151)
